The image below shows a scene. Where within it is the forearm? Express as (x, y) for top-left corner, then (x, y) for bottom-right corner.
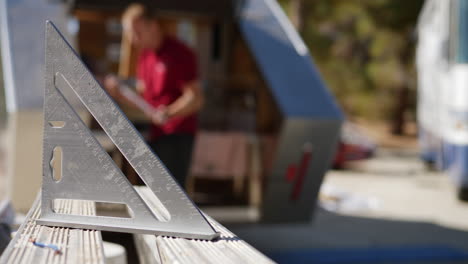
(166, 84), (204, 119)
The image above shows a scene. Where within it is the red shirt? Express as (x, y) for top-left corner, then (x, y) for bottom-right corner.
(137, 37), (198, 139)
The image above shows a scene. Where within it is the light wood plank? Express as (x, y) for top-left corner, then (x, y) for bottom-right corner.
(0, 195), (105, 264)
(2, 190), (273, 264)
(133, 186), (275, 264)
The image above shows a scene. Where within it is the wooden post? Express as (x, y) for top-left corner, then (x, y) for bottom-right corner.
(118, 26), (138, 78)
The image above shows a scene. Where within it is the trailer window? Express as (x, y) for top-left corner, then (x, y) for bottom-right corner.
(457, 0), (468, 63)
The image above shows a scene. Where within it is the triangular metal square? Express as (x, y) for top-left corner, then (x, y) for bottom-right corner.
(37, 21), (218, 240)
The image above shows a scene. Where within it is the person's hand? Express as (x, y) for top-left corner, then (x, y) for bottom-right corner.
(103, 75), (120, 97)
(150, 106), (169, 125)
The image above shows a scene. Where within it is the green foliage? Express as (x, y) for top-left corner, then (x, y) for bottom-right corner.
(282, 0), (424, 120)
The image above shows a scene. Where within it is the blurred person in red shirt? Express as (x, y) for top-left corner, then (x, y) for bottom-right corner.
(104, 3), (204, 187)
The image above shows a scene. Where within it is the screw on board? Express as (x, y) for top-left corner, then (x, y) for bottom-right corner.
(29, 238), (62, 255)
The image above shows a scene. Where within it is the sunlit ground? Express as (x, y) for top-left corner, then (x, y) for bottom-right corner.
(324, 148), (468, 232)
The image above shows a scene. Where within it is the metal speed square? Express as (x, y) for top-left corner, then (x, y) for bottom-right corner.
(36, 21), (218, 240)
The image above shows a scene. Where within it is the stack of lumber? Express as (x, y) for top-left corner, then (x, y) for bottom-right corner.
(1, 189), (275, 264)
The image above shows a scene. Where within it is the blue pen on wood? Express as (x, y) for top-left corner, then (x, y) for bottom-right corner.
(29, 238), (62, 255)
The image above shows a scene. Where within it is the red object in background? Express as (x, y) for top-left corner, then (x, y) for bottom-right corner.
(285, 144), (313, 201)
(290, 149), (312, 201)
(333, 122), (376, 169)
(285, 165), (297, 182)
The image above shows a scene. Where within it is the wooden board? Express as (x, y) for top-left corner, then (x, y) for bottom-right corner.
(133, 186), (275, 264)
(2, 189), (274, 263)
(0, 195), (105, 264)
(190, 132), (248, 181)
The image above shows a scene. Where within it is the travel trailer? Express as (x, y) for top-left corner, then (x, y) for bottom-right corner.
(417, 0), (468, 200)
